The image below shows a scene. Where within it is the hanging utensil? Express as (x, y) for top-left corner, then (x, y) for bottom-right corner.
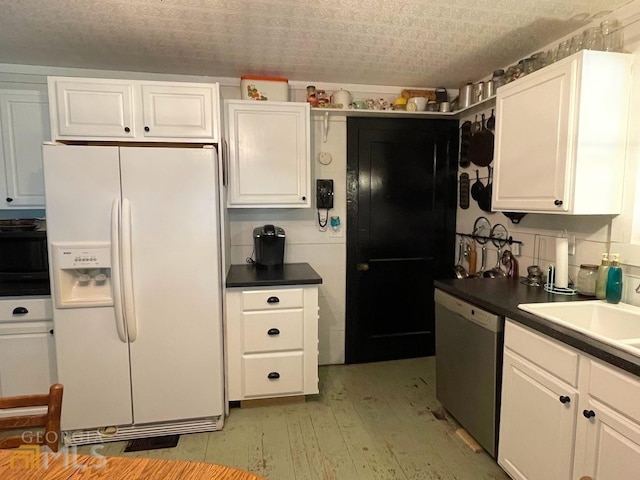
(471, 114), (481, 134)
(483, 245), (506, 278)
(486, 108), (496, 130)
(478, 165), (493, 212)
(471, 243), (487, 278)
(459, 173), (470, 209)
(469, 113), (494, 167)
(459, 121), (471, 168)
(468, 239), (477, 275)
(471, 169), (484, 200)
(454, 238), (469, 279)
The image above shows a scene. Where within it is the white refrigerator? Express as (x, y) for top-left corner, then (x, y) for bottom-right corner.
(43, 144), (224, 444)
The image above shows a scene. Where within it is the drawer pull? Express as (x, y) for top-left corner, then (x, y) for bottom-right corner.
(267, 296), (280, 304)
(267, 328), (280, 336)
(267, 372), (280, 380)
(583, 409), (596, 419)
(559, 395), (571, 404)
(12, 307), (28, 315)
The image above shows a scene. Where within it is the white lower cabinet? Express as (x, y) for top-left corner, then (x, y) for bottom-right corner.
(0, 298), (56, 416)
(225, 285), (319, 401)
(500, 320), (640, 480)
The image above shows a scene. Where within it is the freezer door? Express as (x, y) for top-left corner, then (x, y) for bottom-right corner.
(119, 147), (224, 424)
(42, 145), (133, 431)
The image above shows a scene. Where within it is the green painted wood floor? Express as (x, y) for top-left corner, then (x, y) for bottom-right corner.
(78, 357), (509, 479)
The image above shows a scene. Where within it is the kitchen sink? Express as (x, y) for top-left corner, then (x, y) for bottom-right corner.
(518, 300), (640, 357)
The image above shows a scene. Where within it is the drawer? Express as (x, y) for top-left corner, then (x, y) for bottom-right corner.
(242, 352), (304, 398)
(0, 298), (52, 323)
(505, 319), (579, 387)
(241, 288), (303, 311)
(589, 359), (640, 425)
(242, 310), (304, 353)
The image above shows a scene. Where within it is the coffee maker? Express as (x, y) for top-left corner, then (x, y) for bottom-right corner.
(253, 225), (285, 268)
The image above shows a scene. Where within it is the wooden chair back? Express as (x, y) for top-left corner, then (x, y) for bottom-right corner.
(0, 384), (63, 452)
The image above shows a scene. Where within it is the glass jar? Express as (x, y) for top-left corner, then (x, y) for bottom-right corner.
(306, 85), (317, 107)
(556, 40), (571, 60)
(583, 27), (604, 51)
(492, 69), (506, 90)
(601, 19), (623, 52)
(317, 89), (328, 108)
(576, 264), (599, 296)
(530, 52), (545, 71)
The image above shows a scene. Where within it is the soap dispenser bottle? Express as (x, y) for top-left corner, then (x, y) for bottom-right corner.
(595, 253), (609, 300)
(605, 254), (622, 304)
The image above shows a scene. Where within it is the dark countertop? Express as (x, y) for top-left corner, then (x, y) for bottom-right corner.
(226, 263), (323, 288)
(435, 277), (640, 377)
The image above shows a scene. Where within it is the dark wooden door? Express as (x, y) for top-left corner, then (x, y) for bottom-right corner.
(346, 117), (458, 364)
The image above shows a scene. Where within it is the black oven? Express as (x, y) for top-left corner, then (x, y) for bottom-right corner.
(0, 230), (50, 295)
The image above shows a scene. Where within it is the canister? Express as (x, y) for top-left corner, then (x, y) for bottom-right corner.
(459, 83), (473, 108)
(472, 82), (484, 104)
(576, 264), (598, 296)
(483, 80), (495, 99)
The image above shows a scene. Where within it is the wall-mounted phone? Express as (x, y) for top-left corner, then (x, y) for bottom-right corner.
(316, 179), (334, 230)
(317, 179), (334, 209)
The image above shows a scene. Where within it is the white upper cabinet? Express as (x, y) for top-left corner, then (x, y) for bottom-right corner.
(141, 83), (214, 139)
(492, 50), (632, 214)
(48, 77), (220, 143)
(0, 89), (50, 208)
(225, 100), (310, 208)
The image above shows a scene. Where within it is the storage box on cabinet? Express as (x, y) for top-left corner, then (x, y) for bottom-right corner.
(226, 285), (318, 401)
(48, 77), (220, 143)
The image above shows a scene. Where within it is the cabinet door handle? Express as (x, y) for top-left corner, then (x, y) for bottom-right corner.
(267, 296), (280, 304)
(267, 328), (280, 336)
(144, 126), (150, 132)
(6, 197), (13, 203)
(267, 372), (280, 380)
(583, 409), (596, 419)
(124, 127), (130, 133)
(559, 395), (571, 404)
(49, 329), (54, 335)
(554, 199), (563, 206)
(12, 307), (28, 315)
(302, 196), (306, 201)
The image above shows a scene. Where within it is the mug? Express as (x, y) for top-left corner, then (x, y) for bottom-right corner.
(407, 97), (427, 111)
(351, 100), (367, 109)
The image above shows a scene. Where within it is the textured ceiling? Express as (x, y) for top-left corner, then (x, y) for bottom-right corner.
(0, 0), (632, 88)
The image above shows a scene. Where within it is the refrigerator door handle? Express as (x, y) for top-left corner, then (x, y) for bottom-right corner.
(121, 198), (138, 342)
(111, 198), (127, 343)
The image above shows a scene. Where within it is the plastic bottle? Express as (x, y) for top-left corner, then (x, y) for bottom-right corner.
(605, 254), (622, 304)
(595, 253), (609, 300)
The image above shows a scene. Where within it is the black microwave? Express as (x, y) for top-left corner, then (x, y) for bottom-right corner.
(0, 230), (49, 281)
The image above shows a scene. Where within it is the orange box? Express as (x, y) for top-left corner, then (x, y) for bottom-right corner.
(240, 75), (289, 101)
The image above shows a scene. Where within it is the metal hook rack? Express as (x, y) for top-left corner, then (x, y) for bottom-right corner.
(456, 232), (523, 246)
